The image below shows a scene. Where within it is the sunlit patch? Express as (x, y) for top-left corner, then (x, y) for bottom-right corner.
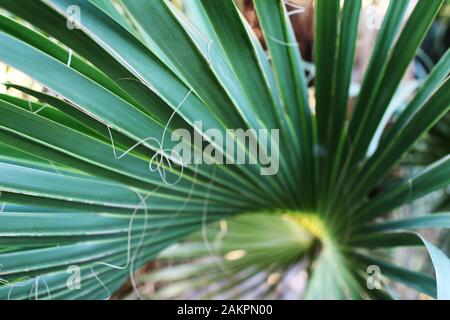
(282, 213), (327, 240)
(224, 250), (247, 261)
(267, 272), (281, 286)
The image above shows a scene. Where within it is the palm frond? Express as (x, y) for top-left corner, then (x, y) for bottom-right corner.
(0, 0), (448, 300)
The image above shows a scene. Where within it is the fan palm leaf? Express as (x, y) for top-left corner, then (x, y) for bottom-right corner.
(0, 0), (448, 300)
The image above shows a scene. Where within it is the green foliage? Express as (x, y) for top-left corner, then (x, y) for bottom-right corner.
(0, 0), (448, 300)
